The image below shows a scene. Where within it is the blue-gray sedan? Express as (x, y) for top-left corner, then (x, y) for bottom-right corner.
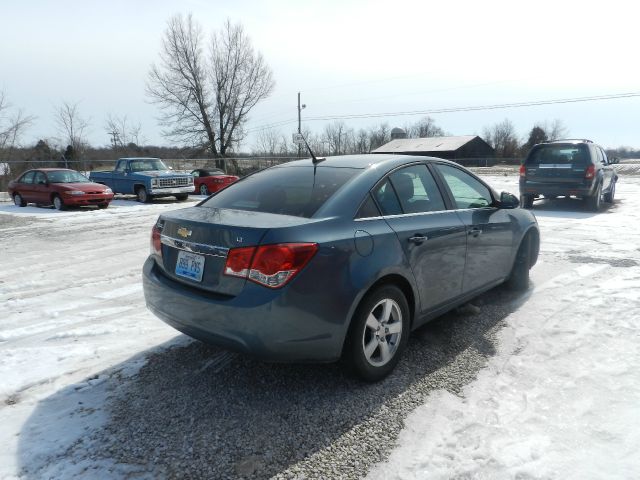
(143, 155), (539, 381)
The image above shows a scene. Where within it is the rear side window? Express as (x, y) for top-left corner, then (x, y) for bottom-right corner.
(373, 178), (402, 215)
(527, 145), (589, 165)
(388, 165), (446, 213)
(200, 165), (359, 218)
(20, 171), (35, 184)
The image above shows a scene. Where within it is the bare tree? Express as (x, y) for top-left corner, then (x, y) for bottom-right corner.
(408, 116), (444, 138)
(0, 91), (33, 155)
(147, 14), (274, 165)
(483, 119), (519, 158)
(105, 114), (144, 148)
(546, 119), (569, 141)
(55, 101), (90, 166)
(368, 123), (391, 151)
(322, 121), (352, 155)
(354, 128), (370, 153)
(252, 127), (281, 155)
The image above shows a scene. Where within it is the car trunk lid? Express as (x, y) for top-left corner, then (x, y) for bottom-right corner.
(156, 206), (315, 296)
(524, 143), (591, 184)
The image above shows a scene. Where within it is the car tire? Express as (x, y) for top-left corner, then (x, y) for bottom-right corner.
(520, 194), (534, 209)
(53, 195), (65, 211)
(98, 203), (109, 209)
(175, 194), (188, 201)
(13, 193), (26, 207)
(345, 285), (410, 382)
(199, 184), (209, 195)
(506, 233), (531, 291)
(603, 181), (616, 203)
(136, 187), (150, 203)
(585, 183), (602, 212)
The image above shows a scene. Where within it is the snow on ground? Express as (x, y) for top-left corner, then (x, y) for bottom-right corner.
(369, 179), (640, 479)
(0, 196), (207, 479)
(1, 177), (639, 479)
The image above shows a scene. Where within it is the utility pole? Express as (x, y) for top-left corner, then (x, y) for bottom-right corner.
(297, 92), (306, 158)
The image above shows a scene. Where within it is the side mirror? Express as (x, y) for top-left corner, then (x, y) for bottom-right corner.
(498, 191), (519, 209)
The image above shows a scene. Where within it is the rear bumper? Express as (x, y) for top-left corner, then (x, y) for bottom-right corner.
(520, 180), (596, 198)
(142, 257), (348, 362)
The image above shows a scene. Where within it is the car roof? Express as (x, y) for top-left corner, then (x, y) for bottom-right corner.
(275, 154), (459, 171)
(28, 168), (76, 172)
(540, 139), (594, 145)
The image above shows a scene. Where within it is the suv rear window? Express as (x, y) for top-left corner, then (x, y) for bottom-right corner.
(527, 144), (589, 165)
(200, 165), (359, 218)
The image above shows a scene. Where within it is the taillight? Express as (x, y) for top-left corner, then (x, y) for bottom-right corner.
(584, 165), (596, 180)
(151, 223), (163, 257)
(224, 246), (255, 278)
(224, 243), (318, 288)
(519, 164), (526, 177)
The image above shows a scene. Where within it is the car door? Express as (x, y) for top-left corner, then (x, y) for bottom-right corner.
(16, 171), (36, 202)
(113, 160), (129, 193)
(32, 171), (49, 205)
(372, 164), (467, 314)
(597, 146), (614, 191)
(432, 163), (514, 293)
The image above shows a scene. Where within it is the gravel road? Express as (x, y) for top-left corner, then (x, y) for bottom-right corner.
(64, 284), (530, 480)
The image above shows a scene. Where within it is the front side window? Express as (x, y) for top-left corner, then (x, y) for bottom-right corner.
(34, 172), (47, 184)
(435, 164), (493, 209)
(115, 161), (127, 172)
(200, 165), (359, 218)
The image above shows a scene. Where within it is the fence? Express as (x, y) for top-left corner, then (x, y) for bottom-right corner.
(0, 157), (298, 191)
(0, 156), (527, 192)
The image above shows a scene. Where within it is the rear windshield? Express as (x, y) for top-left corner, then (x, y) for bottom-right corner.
(200, 165), (360, 218)
(527, 144), (589, 165)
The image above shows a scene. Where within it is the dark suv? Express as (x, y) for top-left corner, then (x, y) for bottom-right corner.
(519, 139), (618, 211)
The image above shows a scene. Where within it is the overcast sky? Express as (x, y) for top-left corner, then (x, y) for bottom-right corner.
(2, 0), (640, 150)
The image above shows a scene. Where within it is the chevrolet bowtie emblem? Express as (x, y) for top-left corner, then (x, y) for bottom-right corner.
(177, 227), (192, 238)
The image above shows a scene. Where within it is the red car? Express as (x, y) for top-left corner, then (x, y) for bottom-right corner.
(191, 168), (239, 195)
(8, 168), (114, 210)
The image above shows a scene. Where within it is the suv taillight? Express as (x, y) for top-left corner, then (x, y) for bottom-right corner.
(519, 164), (526, 177)
(151, 223), (163, 257)
(584, 165), (596, 180)
(224, 243), (318, 288)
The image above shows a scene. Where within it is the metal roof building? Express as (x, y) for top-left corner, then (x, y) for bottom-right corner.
(371, 135), (494, 162)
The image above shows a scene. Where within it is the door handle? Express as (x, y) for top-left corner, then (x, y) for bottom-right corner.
(409, 234), (428, 244)
(468, 227), (483, 237)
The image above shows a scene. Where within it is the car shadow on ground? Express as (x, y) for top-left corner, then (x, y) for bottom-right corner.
(18, 284), (532, 479)
(527, 196), (617, 219)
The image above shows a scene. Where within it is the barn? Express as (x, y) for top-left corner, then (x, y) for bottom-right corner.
(371, 135), (495, 165)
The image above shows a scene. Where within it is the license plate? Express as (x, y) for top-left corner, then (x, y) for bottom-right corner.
(175, 250), (205, 282)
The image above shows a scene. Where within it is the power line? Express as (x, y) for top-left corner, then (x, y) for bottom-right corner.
(244, 91), (640, 135)
(304, 92), (640, 121)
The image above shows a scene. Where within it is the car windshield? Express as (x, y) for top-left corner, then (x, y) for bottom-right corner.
(47, 170), (91, 183)
(200, 165), (359, 218)
(129, 159), (168, 172)
(527, 144), (589, 165)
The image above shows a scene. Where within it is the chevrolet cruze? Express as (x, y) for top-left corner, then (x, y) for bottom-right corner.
(143, 155), (539, 381)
